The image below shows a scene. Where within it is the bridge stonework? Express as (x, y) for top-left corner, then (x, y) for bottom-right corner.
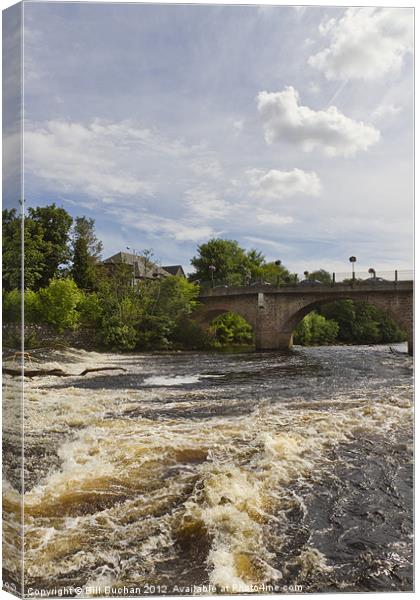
(196, 281), (414, 354)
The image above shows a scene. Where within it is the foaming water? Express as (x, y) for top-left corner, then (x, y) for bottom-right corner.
(2, 344), (413, 594)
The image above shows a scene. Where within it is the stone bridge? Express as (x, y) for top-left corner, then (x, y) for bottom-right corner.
(196, 281), (414, 354)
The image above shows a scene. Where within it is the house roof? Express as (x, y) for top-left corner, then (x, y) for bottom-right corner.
(162, 265), (186, 277)
(103, 252), (169, 278)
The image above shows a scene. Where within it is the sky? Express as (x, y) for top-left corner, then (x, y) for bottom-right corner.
(4, 2), (414, 275)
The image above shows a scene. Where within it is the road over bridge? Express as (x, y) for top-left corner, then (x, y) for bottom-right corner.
(196, 280), (414, 354)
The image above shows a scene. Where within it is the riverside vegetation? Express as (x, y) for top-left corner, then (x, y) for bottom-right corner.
(3, 205), (405, 351)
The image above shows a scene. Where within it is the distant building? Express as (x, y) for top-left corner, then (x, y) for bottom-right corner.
(162, 265), (186, 278)
(102, 252), (186, 282)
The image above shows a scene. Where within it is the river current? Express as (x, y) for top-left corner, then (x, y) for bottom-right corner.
(3, 344), (413, 595)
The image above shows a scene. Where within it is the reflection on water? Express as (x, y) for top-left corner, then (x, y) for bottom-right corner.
(2, 344), (413, 594)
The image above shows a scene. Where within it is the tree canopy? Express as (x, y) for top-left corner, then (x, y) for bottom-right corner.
(190, 237), (292, 286)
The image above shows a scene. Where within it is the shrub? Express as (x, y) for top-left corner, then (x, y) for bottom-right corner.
(77, 292), (102, 327)
(172, 317), (212, 350)
(3, 290), (21, 323)
(294, 312), (339, 346)
(209, 312), (254, 346)
(37, 278), (83, 331)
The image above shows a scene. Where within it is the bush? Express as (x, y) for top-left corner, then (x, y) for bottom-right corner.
(77, 292), (102, 327)
(209, 312), (254, 346)
(172, 317), (212, 350)
(3, 290), (21, 323)
(294, 312), (339, 346)
(101, 320), (139, 351)
(37, 278), (83, 331)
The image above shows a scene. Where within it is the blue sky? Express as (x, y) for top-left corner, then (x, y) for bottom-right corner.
(7, 2), (414, 275)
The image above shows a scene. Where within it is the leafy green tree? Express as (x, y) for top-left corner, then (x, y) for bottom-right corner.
(209, 312), (254, 346)
(2, 208), (45, 290)
(307, 269), (332, 284)
(319, 300), (405, 344)
(294, 312), (339, 345)
(137, 277), (200, 349)
(71, 216), (103, 290)
(190, 238), (250, 285)
(37, 278), (83, 331)
(27, 204), (73, 287)
(190, 238), (292, 286)
(257, 261), (293, 285)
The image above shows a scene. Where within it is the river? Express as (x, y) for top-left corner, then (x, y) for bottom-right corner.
(2, 344), (413, 595)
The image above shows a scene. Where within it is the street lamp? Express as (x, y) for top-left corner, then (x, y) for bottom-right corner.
(368, 268), (376, 279)
(275, 259), (282, 287)
(209, 264), (216, 288)
(349, 256), (357, 281)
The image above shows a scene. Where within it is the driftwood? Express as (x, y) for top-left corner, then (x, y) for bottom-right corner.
(3, 366), (128, 378)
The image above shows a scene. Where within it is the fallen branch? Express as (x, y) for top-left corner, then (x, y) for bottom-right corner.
(3, 366), (128, 378)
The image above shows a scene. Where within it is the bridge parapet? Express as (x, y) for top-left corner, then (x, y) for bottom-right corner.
(199, 280), (413, 298)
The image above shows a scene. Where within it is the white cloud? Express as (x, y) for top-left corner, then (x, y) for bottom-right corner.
(24, 119), (223, 200)
(256, 212), (294, 226)
(25, 120), (155, 198)
(372, 103), (402, 121)
(247, 167), (321, 199)
(308, 7), (413, 81)
(257, 86), (380, 157)
(110, 207), (215, 243)
(184, 186), (231, 220)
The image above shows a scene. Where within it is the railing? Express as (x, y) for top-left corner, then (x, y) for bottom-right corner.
(198, 269), (413, 290)
(332, 270), (413, 283)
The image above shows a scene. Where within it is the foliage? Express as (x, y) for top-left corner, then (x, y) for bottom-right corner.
(172, 318), (212, 350)
(27, 204), (73, 287)
(190, 237), (292, 286)
(3, 289), (40, 324)
(319, 300), (405, 344)
(136, 277), (200, 350)
(2, 208), (46, 291)
(77, 292), (103, 327)
(2, 204), (72, 291)
(71, 217), (103, 290)
(37, 278), (83, 331)
(307, 269), (333, 284)
(209, 312), (254, 346)
(294, 312), (339, 346)
(3, 290), (21, 323)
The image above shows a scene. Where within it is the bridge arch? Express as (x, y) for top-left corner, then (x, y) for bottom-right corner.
(279, 295), (411, 350)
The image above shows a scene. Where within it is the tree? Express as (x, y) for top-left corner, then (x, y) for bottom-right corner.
(71, 216), (103, 290)
(27, 204), (73, 287)
(319, 300), (405, 344)
(308, 269), (332, 284)
(2, 208), (46, 290)
(190, 238), (250, 285)
(190, 237), (292, 286)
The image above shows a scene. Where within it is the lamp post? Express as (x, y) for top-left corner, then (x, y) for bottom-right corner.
(368, 268), (376, 279)
(209, 264), (216, 288)
(275, 259), (282, 287)
(349, 256), (357, 281)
